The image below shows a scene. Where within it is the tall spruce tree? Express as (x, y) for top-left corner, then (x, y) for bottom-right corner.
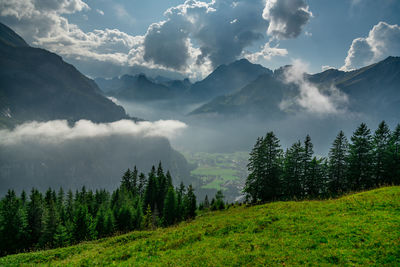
(27, 189), (44, 247)
(244, 132), (283, 202)
(244, 137), (264, 202)
(144, 166), (157, 211)
(373, 121), (391, 186)
(348, 123), (373, 190)
(328, 131), (349, 194)
(183, 185), (196, 220)
(163, 187), (177, 226)
(387, 124), (400, 185)
(0, 190), (27, 255)
(282, 141), (304, 199)
(303, 135), (314, 197)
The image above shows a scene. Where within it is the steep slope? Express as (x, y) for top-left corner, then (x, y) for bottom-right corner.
(192, 57), (400, 118)
(189, 58), (272, 101)
(0, 22), (130, 128)
(95, 74), (183, 101)
(1, 186), (399, 266)
(190, 72), (290, 117)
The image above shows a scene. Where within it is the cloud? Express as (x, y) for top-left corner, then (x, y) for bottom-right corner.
(321, 65), (335, 71)
(244, 42), (288, 62)
(96, 9), (104, 16)
(114, 4), (135, 25)
(0, 0), (312, 79)
(280, 60), (348, 114)
(263, 0), (312, 39)
(341, 21), (400, 70)
(143, 0), (268, 70)
(0, 119), (187, 145)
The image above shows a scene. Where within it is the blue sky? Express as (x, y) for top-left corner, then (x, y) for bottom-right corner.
(1, 0), (399, 79)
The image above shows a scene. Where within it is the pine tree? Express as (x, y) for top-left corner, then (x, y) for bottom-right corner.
(144, 166), (157, 211)
(213, 190), (225, 210)
(142, 204), (153, 230)
(387, 124), (400, 185)
(373, 121), (391, 186)
(244, 136), (264, 202)
(40, 198), (60, 248)
(303, 135), (314, 197)
(0, 190), (27, 255)
(121, 169), (132, 192)
(348, 123), (373, 190)
(72, 205), (95, 242)
(163, 187), (177, 226)
(132, 166), (138, 196)
(27, 189), (44, 247)
(328, 131), (349, 195)
(156, 162), (167, 217)
(282, 141), (304, 199)
(166, 171), (173, 188)
(176, 182), (186, 221)
(183, 185), (196, 220)
(138, 172), (146, 197)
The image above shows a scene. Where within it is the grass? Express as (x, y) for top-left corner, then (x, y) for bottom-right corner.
(182, 151), (248, 194)
(1, 186), (399, 266)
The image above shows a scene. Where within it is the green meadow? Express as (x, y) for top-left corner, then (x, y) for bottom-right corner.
(1, 186), (399, 266)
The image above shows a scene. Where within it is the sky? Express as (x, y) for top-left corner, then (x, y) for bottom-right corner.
(0, 0), (399, 80)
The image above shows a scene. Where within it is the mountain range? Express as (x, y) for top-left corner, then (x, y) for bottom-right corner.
(94, 54), (400, 122)
(0, 23), (130, 129)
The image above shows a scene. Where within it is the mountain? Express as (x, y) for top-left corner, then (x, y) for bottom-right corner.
(191, 57), (400, 118)
(189, 58), (272, 101)
(0, 22), (130, 128)
(0, 23), (196, 195)
(2, 186), (399, 265)
(96, 74), (184, 101)
(190, 72), (289, 117)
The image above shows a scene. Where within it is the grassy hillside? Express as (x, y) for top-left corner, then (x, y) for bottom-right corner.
(1, 187), (399, 266)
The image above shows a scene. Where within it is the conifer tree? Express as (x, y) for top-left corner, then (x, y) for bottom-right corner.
(387, 124), (400, 185)
(144, 166), (157, 211)
(138, 172), (146, 197)
(373, 121), (391, 186)
(132, 166), (138, 196)
(121, 169), (132, 192)
(302, 135), (314, 196)
(204, 195), (210, 209)
(0, 190), (27, 255)
(163, 187), (177, 226)
(328, 131), (349, 194)
(72, 205), (95, 242)
(27, 189), (44, 247)
(282, 141), (304, 199)
(40, 198), (60, 247)
(142, 204), (153, 230)
(183, 185), (196, 219)
(348, 123), (373, 190)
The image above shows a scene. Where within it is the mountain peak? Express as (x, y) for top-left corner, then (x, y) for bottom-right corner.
(0, 22), (29, 47)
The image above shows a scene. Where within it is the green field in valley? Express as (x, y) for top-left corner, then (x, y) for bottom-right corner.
(183, 151), (249, 201)
(1, 186), (399, 266)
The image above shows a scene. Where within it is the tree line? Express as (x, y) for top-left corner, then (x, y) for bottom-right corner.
(0, 163), (197, 256)
(244, 121), (400, 202)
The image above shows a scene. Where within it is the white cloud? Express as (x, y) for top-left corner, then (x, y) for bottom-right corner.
(263, 0), (313, 39)
(321, 65), (335, 71)
(0, 119), (188, 145)
(96, 9), (104, 16)
(281, 60), (348, 114)
(341, 21), (400, 70)
(0, 0), (313, 79)
(244, 42), (288, 62)
(114, 4), (135, 25)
